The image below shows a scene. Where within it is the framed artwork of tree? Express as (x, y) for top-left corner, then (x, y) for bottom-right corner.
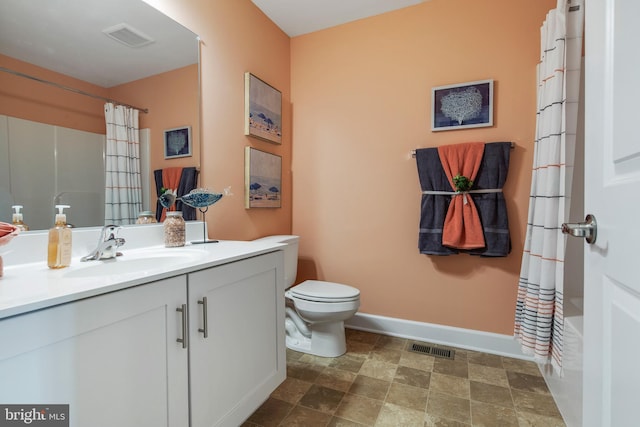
(164, 126), (192, 158)
(244, 147), (282, 208)
(431, 80), (494, 131)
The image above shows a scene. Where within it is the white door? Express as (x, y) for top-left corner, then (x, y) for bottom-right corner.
(582, 1), (640, 426)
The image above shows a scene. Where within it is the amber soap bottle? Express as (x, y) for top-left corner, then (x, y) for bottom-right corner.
(48, 205), (72, 269)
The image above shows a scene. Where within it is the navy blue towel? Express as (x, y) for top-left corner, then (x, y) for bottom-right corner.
(416, 142), (511, 256)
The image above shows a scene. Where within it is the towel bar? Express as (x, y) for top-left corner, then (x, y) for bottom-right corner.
(411, 142), (515, 158)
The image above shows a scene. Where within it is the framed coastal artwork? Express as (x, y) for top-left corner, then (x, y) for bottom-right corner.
(431, 79), (493, 131)
(244, 72), (282, 144)
(244, 147), (282, 208)
(164, 126), (192, 158)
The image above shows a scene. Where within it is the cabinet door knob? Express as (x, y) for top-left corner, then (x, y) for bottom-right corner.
(198, 297), (209, 338)
(176, 304), (188, 349)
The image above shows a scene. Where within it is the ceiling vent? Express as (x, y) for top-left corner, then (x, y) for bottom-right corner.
(102, 23), (154, 48)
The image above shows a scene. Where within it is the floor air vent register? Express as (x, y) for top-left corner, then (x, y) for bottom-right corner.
(409, 343), (455, 360)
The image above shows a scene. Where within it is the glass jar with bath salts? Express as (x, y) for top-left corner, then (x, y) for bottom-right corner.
(136, 211), (157, 224)
(164, 211), (185, 247)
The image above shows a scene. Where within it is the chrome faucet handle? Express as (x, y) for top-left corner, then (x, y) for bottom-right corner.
(102, 224), (121, 241)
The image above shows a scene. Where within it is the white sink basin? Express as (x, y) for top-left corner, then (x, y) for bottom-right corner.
(64, 248), (208, 278)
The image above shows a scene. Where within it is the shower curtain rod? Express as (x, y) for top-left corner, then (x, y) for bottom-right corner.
(0, 66), (149, 114)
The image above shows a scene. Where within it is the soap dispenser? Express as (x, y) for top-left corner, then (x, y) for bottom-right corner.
(48, 205), (72, 269)
(11, 205), (29, 231)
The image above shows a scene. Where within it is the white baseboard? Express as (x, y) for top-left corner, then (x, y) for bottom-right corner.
(345, 312), (533, 361)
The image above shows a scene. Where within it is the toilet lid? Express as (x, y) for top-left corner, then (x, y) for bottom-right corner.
(289, 280), (360, 302)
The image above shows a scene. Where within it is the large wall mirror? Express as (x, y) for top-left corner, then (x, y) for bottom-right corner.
(0, 0), (200, 231)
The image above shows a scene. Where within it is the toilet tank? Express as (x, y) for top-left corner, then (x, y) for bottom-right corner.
(253, 235), (299, 287)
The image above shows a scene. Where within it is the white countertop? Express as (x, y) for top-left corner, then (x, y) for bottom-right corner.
(0, 224), (283, 320)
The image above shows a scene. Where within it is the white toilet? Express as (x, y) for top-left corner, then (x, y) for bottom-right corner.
(255, 235), (360, 358)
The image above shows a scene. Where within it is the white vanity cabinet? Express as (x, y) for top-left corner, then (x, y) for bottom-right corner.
(187, 251), (286, 427)
(0, 249), (285, 427)
(0, 275), (190, 427)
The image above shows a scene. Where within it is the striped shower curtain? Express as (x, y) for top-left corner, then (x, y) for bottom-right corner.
(104, 103), (143, 224)
(514, 0), (584, 374)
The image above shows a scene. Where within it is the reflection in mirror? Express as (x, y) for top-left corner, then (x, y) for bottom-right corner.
(0, 0), (200, 231)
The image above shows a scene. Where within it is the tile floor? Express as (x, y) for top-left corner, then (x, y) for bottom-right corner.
(244, 329), (565, 427)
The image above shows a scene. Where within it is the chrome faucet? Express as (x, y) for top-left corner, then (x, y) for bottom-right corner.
(81, 225), (126, 261)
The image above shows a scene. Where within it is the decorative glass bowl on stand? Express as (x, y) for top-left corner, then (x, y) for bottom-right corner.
(179, 189), (224, 244)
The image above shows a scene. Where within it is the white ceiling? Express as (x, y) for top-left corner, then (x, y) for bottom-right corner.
(251, 0), (427, 37)
(0, 0), (198, 88)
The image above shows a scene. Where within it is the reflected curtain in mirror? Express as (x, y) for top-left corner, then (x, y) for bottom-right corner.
(104, 103), (143, 224)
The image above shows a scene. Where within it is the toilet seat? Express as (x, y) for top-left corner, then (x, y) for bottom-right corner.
(288, 280), (360, 303)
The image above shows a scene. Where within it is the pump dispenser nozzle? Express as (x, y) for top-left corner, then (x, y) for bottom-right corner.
(12, 205), (23, 221)
(54, 205), (70, 225)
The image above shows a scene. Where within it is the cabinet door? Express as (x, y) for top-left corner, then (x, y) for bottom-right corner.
(188, 251), (285, 427)
(0, 276), (189, 427)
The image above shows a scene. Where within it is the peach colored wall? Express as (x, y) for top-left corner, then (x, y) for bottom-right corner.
(109, 64), (199, 208)
(143, 0), (292, 240)
(0, 54), (106, 133)
(290, 0), (555, 335)
(2, 0), (552, 336)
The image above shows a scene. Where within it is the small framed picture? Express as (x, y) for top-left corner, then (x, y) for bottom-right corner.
(432, 79), (493, 131)
(164, 126), (192, 159)
(244, 72), (282, 144)
(245, 147), (282, 208)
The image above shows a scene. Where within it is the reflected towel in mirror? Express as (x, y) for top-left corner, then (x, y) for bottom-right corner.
(154, 167), (199, 221)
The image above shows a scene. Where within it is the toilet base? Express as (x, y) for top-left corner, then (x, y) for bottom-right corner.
(285, 319), (347, 358)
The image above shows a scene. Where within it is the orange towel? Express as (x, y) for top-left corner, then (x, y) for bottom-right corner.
(437, 142), (485, 249)
(160, 167), (183, 222)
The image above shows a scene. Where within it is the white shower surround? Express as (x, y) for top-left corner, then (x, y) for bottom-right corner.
(0, 115), (151, 230)
(0, 115), (104, 229)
